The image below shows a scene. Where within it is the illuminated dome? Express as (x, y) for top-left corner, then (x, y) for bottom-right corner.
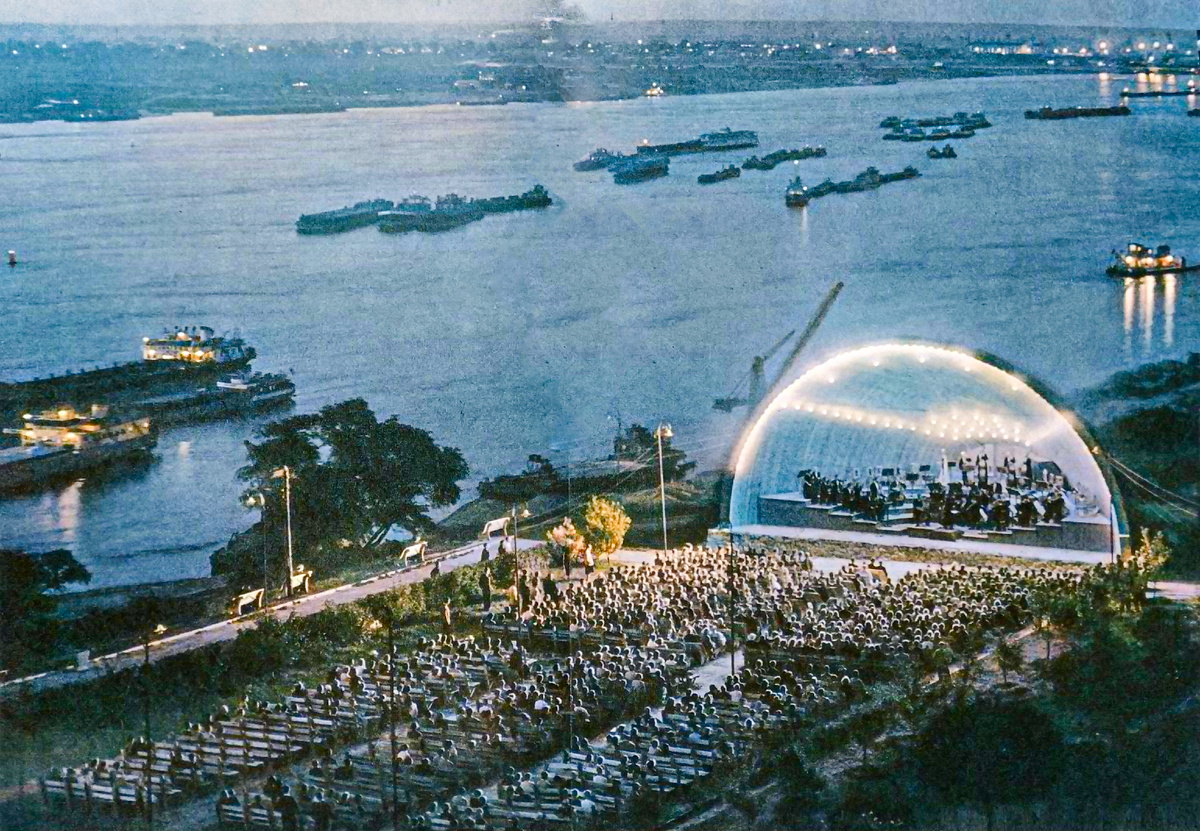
(729, 343), (1120, 557)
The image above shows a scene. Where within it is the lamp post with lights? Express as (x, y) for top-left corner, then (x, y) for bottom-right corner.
(510, 503), (531, 558)
(654, 423), (673, 552)
(271, 465), (296, 595)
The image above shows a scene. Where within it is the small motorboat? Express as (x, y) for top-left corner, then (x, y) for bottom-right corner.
(1106, 243), (1200, 277)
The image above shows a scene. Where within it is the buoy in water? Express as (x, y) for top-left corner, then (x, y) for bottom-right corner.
(6, 250), (15, 267)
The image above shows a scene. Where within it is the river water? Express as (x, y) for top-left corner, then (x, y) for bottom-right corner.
(1, 72), (1197, 588)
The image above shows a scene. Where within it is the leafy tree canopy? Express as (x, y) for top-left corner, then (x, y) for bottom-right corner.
(0, 548), (91, 670)
(582, 495), (632, 559)
(240, 398), (469, 551)
(916, 691), (1065, 830)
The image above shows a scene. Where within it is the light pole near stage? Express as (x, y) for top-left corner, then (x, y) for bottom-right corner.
(510, 503), (530, 559)
(655, 423), (673, 553)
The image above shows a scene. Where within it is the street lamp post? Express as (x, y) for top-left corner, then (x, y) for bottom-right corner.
(510, 504), (530, 559)
(727, 535), (737, 677)
(142, 622), (166, 830)
(654, 423), (673, 553)
(272, 466), (296, 596)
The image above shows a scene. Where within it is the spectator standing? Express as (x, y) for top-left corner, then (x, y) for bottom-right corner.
(480, 567), (493, 611)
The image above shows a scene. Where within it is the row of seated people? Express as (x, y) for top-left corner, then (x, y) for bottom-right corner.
(216, 640), (692, 830)
(410, 547), (1093, 830)
(43, 634), (521, 820)
(40, 682), (383, 816)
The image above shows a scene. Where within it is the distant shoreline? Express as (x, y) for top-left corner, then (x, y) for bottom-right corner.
(0, 64), (1104, 127)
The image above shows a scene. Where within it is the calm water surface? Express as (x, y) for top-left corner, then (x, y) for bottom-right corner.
(1, 73), (1197, 587)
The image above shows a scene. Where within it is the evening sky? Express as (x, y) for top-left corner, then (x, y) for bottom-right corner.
(0, 0), (1192, 29)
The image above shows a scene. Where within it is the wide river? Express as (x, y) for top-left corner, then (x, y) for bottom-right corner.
(1, 73), (1196, 588)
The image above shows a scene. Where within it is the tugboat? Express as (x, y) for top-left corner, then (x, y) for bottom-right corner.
(0, 405), (157, 492)
(611, 155), (669, 184)
(1106, 243), (1200, 277)
(785, 177), (809, 207)
(573, 148), (627, 171)
(927, 145), (957, 159)
(698, 165), (741, 184)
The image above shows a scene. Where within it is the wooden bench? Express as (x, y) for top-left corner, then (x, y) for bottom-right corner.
(232, 588), (264, 617)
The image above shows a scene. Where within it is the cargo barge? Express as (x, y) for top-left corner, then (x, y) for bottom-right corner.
(784, 166), (920, 208)
(296, 199), (394, 234)
(1024, 105), (1131, 119)
(378, 186), (551, 233)
(634, 128), (758, 157)
(134, 372), (295, 427)
(611, 156), (669, 184)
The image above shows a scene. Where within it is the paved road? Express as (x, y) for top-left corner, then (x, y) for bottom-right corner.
(0, 539), (539, 698)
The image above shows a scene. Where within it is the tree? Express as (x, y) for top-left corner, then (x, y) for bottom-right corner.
(994, 638), (1024, 685)
(226, 399), (469, 583)
(0, 549), (91, 670)
(545, 517), (586, 570)
(582, 496), (631, 561)
(1127, 529), (1169, 604)
(916, 692), (1065, 831)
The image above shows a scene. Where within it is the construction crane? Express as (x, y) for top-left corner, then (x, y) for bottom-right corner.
(713, 328), (796, 412)
(713, 281), (844, 413)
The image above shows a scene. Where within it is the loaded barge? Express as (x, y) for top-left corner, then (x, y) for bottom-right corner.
(743, 146), (826, 171)
(1025, 105), (1130, 119)
(377, 187), (551, 233)
(784, 166), (920, 208)
(296, 199), (394, 234)
(135, 372), (295, 427)
(633, 128), (758, 157)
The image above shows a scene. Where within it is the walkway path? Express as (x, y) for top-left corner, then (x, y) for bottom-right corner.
(0, 539), (540, 698)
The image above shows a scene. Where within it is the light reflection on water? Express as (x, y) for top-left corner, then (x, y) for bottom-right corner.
(1122, 274), (1178, 360)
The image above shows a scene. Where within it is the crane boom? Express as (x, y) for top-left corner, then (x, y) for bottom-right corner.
(712, 283), (842, 413)
(766, 280), (843, 398)
(761, 329), (797, 362)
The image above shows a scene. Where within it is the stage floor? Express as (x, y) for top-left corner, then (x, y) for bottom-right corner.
(730, 523), (1114, 564)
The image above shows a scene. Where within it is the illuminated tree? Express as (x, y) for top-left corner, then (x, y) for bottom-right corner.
(582, 496), (632, 561)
